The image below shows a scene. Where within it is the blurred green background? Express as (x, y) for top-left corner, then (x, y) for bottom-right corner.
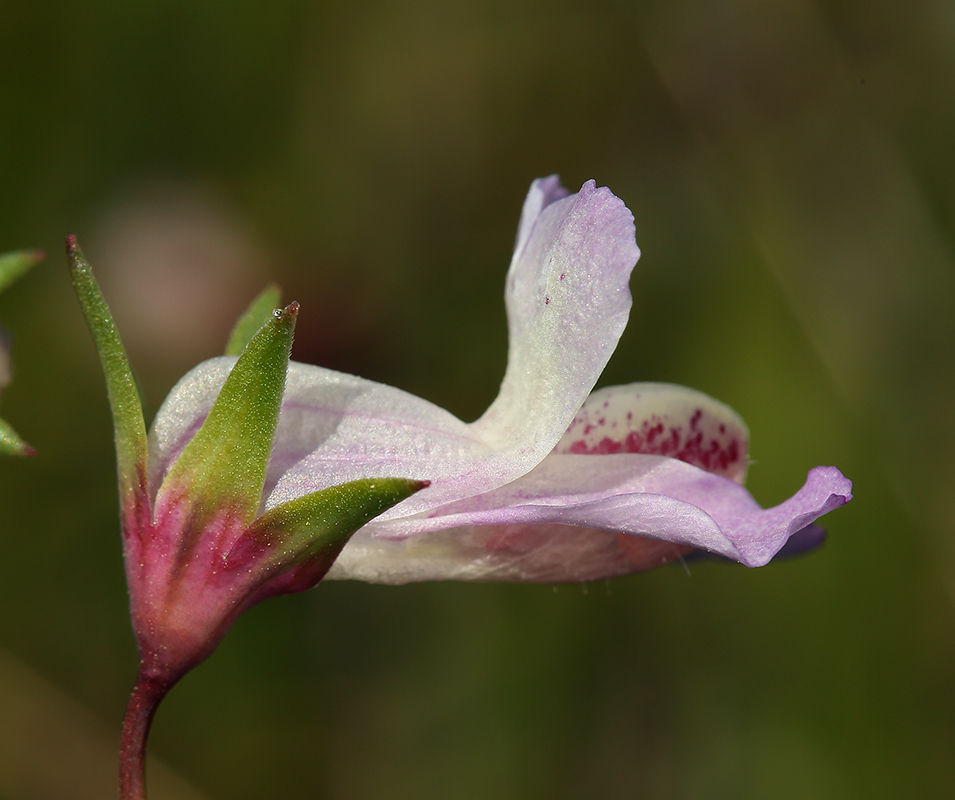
(1, 0), (953, 798)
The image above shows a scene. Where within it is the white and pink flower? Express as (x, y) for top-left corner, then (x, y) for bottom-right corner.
(149, 176), (852, 585)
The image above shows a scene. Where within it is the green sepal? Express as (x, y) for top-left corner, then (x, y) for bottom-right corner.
(226, 283), (282, 356)
(159, 303), (298, 527)
(243, 477), (428, 571)
(0, 249), (42, 294)
(0, 416), (34, 457)
(67, 237), (147, 494)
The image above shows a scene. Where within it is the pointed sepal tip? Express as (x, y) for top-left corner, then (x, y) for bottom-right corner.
(67, 236), (148, 495)
(156, 300), (299, 530)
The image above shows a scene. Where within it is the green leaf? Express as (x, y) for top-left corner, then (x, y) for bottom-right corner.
(0, 249), (42, 294)
(225, 283), (282, 356)
(159, 303), (298, 527)
(0, 416), (34, 457)
(67, 237), (147, 494)
(244, 477), (428, 571)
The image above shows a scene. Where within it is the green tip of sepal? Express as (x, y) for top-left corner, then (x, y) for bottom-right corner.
(0, 249), (43, 294)
(159, 302), (299, 526)
(0, 417), (35, 457)
(238, 478), (430, 575)
(67, 236), (147, 493)
(225, 283), (283, 356)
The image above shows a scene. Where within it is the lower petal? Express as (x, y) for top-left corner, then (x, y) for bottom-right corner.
(325, 523), (693, 584)
(327, 454), (851, 583)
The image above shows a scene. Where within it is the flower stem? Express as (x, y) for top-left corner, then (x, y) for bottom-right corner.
(119, 670), (174, 800)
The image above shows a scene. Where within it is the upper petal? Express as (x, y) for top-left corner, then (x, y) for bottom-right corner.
(512, 175), (570, 262)
(470, 179), (639, 463)
(149, 357), (490, 511)
(150, 178), (642, 519)
(263, 362), (492, 511)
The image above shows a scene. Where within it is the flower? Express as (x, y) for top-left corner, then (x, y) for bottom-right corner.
(146, 176), (852, 586)
(72, 177), (851, 799)
(0, 249), (42, 457)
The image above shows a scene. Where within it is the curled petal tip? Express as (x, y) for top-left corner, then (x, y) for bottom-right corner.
(811, 465), (853, 504)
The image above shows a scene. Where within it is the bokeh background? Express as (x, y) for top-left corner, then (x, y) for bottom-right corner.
(1, 0), (953, 797)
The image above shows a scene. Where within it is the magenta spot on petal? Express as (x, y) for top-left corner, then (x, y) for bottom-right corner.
(622, 431), (644, 452)
(645, 422), (664, 444)
(559, 272), (565, 280)
(544, 296), (550, 305)
(593, 437), (624, 454)
(662, 428), (681, 455)
(728, 439), (740, 462)
(558, 395), (746, 479)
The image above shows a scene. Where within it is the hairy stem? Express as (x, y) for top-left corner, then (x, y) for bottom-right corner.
(119, 670), (174, 800)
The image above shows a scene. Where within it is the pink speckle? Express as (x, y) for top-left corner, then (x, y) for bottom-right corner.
(594, 436), (625, 454)
(645, 422), (664, 444)
(544, 296), (550, 305)
(727, 439), (739, 462)
(622, 432), (643, 452)
(560, 413), (744, 478)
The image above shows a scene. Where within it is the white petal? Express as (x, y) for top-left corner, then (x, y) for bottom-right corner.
(148, 357), (233, 496)
(512, 174), (570, 261)
(265, 362), (491, 511)
(470, 180), (639, 462)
